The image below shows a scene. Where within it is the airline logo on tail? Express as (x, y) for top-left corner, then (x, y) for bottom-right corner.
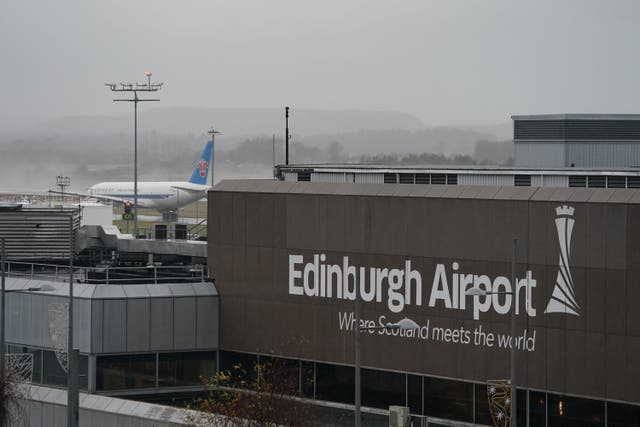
(545, 205), (580, 316)
(197, 160), (209, 177)
(188, 140), (213, 185)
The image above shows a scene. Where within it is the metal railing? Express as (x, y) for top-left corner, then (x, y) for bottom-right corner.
(4, 261), (207, 285)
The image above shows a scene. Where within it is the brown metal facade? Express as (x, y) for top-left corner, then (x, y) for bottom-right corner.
(208, 180), (640, 405)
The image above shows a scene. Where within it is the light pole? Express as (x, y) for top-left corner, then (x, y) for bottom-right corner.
(354, 278), (419, 427)
(105, 72), (163, 237)
(67, 215), (78, 427)
(207, 128), (221, 188)
(56, 176), (70, 204)
(466, 238), (518, 427)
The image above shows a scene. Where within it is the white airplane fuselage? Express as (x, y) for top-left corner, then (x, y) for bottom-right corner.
(89, 181), (209, 212)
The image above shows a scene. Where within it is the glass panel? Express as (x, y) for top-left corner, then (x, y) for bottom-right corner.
(361, 368), (405, 410)
(301, 361), (315, 397)
(608, 401), (640, 427)
(78, 354), (88, 391)
(8, 346), (42, 384)
(407, 374), (422, 415)
(431, 174), (446, 185)
(218, 351), (257, 387)
(256, 355), (300, 395)
(547, 393), (604, 426)
(423, 376), (473, 422)
(529, 391), (546, 427)
(315, 362), (354, 405)
(474, 383), (493, 425)
(43, 350), (67, 387)
(158, 351), (216, 387)
(96, 354), (155, 390)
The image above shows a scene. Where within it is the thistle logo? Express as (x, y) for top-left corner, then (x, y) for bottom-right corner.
(544, 205), (580, 316)
(197, 160), (209, 177)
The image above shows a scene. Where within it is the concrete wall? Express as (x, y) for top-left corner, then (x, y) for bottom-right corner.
(208, 180), (640, 405)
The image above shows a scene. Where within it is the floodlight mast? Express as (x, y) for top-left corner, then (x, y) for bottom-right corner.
(207, 128), (221, 188)
(105, 72), (163, 237)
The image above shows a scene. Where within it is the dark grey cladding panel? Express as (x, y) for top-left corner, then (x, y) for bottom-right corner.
(196, 297), (218, 348)
(91, 300), (103, 353)
(126, 299), (150, 352)
(173, 298), (197, 349)
(102, 299), (126, 353)
(150, 298), (173, 350)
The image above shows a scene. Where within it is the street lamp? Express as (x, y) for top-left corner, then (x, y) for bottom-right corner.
(465, 238), (518, 427)
(354, 280), (419, 427)
(105, 72), (163, 237)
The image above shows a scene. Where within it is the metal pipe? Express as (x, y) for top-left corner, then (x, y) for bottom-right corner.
(354, 273), (361, 427)
(511, 238), (517, 427)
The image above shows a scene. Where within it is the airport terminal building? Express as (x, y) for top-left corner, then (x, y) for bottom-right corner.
(208, 180), (640, 426)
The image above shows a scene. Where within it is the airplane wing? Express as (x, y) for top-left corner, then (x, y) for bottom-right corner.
(170, 185), (210, 193)
(48, 189), (124, 204)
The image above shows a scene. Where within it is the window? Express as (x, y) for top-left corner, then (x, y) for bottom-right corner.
(43, 350), (67, 387)
(362, 368), (406, 410)
(515, 175), (532, 186)
(407, 374), (422, 415)
(474, 383), (493, 425)
(607, 176), (626, 188)
(569, 175), (587, 187)
(608, 401), (640, 427)
(547, 394), (604, 427)
(158, 351), (216, 387)
(297, 172), (311, 182)
(474, 386), (526, 426)
(529, 391), (547, 427)
(399, 174), (414, 184)
(431, 174), (446, 185)
(628, 176), (640, 188)
(446, 174), (458, 185)
(219, 351), (258, 386)
(587, 175), (606, 188)
(96, 354), (155, 390)
(415, 174), (430, 184)
(8, 345), (42, 384)
(315, 363), (354, 405)
(384, 173), (397, 184)
(423, 377), (473, 422)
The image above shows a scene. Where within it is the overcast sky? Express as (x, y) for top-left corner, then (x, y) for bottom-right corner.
(2, 0), (639, 129)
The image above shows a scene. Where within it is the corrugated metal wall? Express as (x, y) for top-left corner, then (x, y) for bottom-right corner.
(515, 143), (566, 167)
(282, 171), (298, 181)
(0, 208), (80, 260)
(354, 173), (384, 184)
(566, 143), (640, 168)
(458, 174), (515, 186)
(530, 175), (569, 188)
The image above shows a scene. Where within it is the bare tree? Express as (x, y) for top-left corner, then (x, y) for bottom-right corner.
(193, 357), (311, 426)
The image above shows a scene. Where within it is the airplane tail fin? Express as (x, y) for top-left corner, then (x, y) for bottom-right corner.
(188, 140), (213, 185)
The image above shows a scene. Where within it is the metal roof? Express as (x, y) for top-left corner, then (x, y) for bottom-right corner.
(5, 277), (218, 299)
(511, 114), (640, 121)
(275, 164), (640, 176)
(213, 179), (640, 204)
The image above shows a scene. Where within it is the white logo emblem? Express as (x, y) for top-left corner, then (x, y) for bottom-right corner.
(544, 205), (580, 316)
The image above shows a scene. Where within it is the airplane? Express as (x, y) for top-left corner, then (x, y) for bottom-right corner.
(84, 140), (213, 213)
